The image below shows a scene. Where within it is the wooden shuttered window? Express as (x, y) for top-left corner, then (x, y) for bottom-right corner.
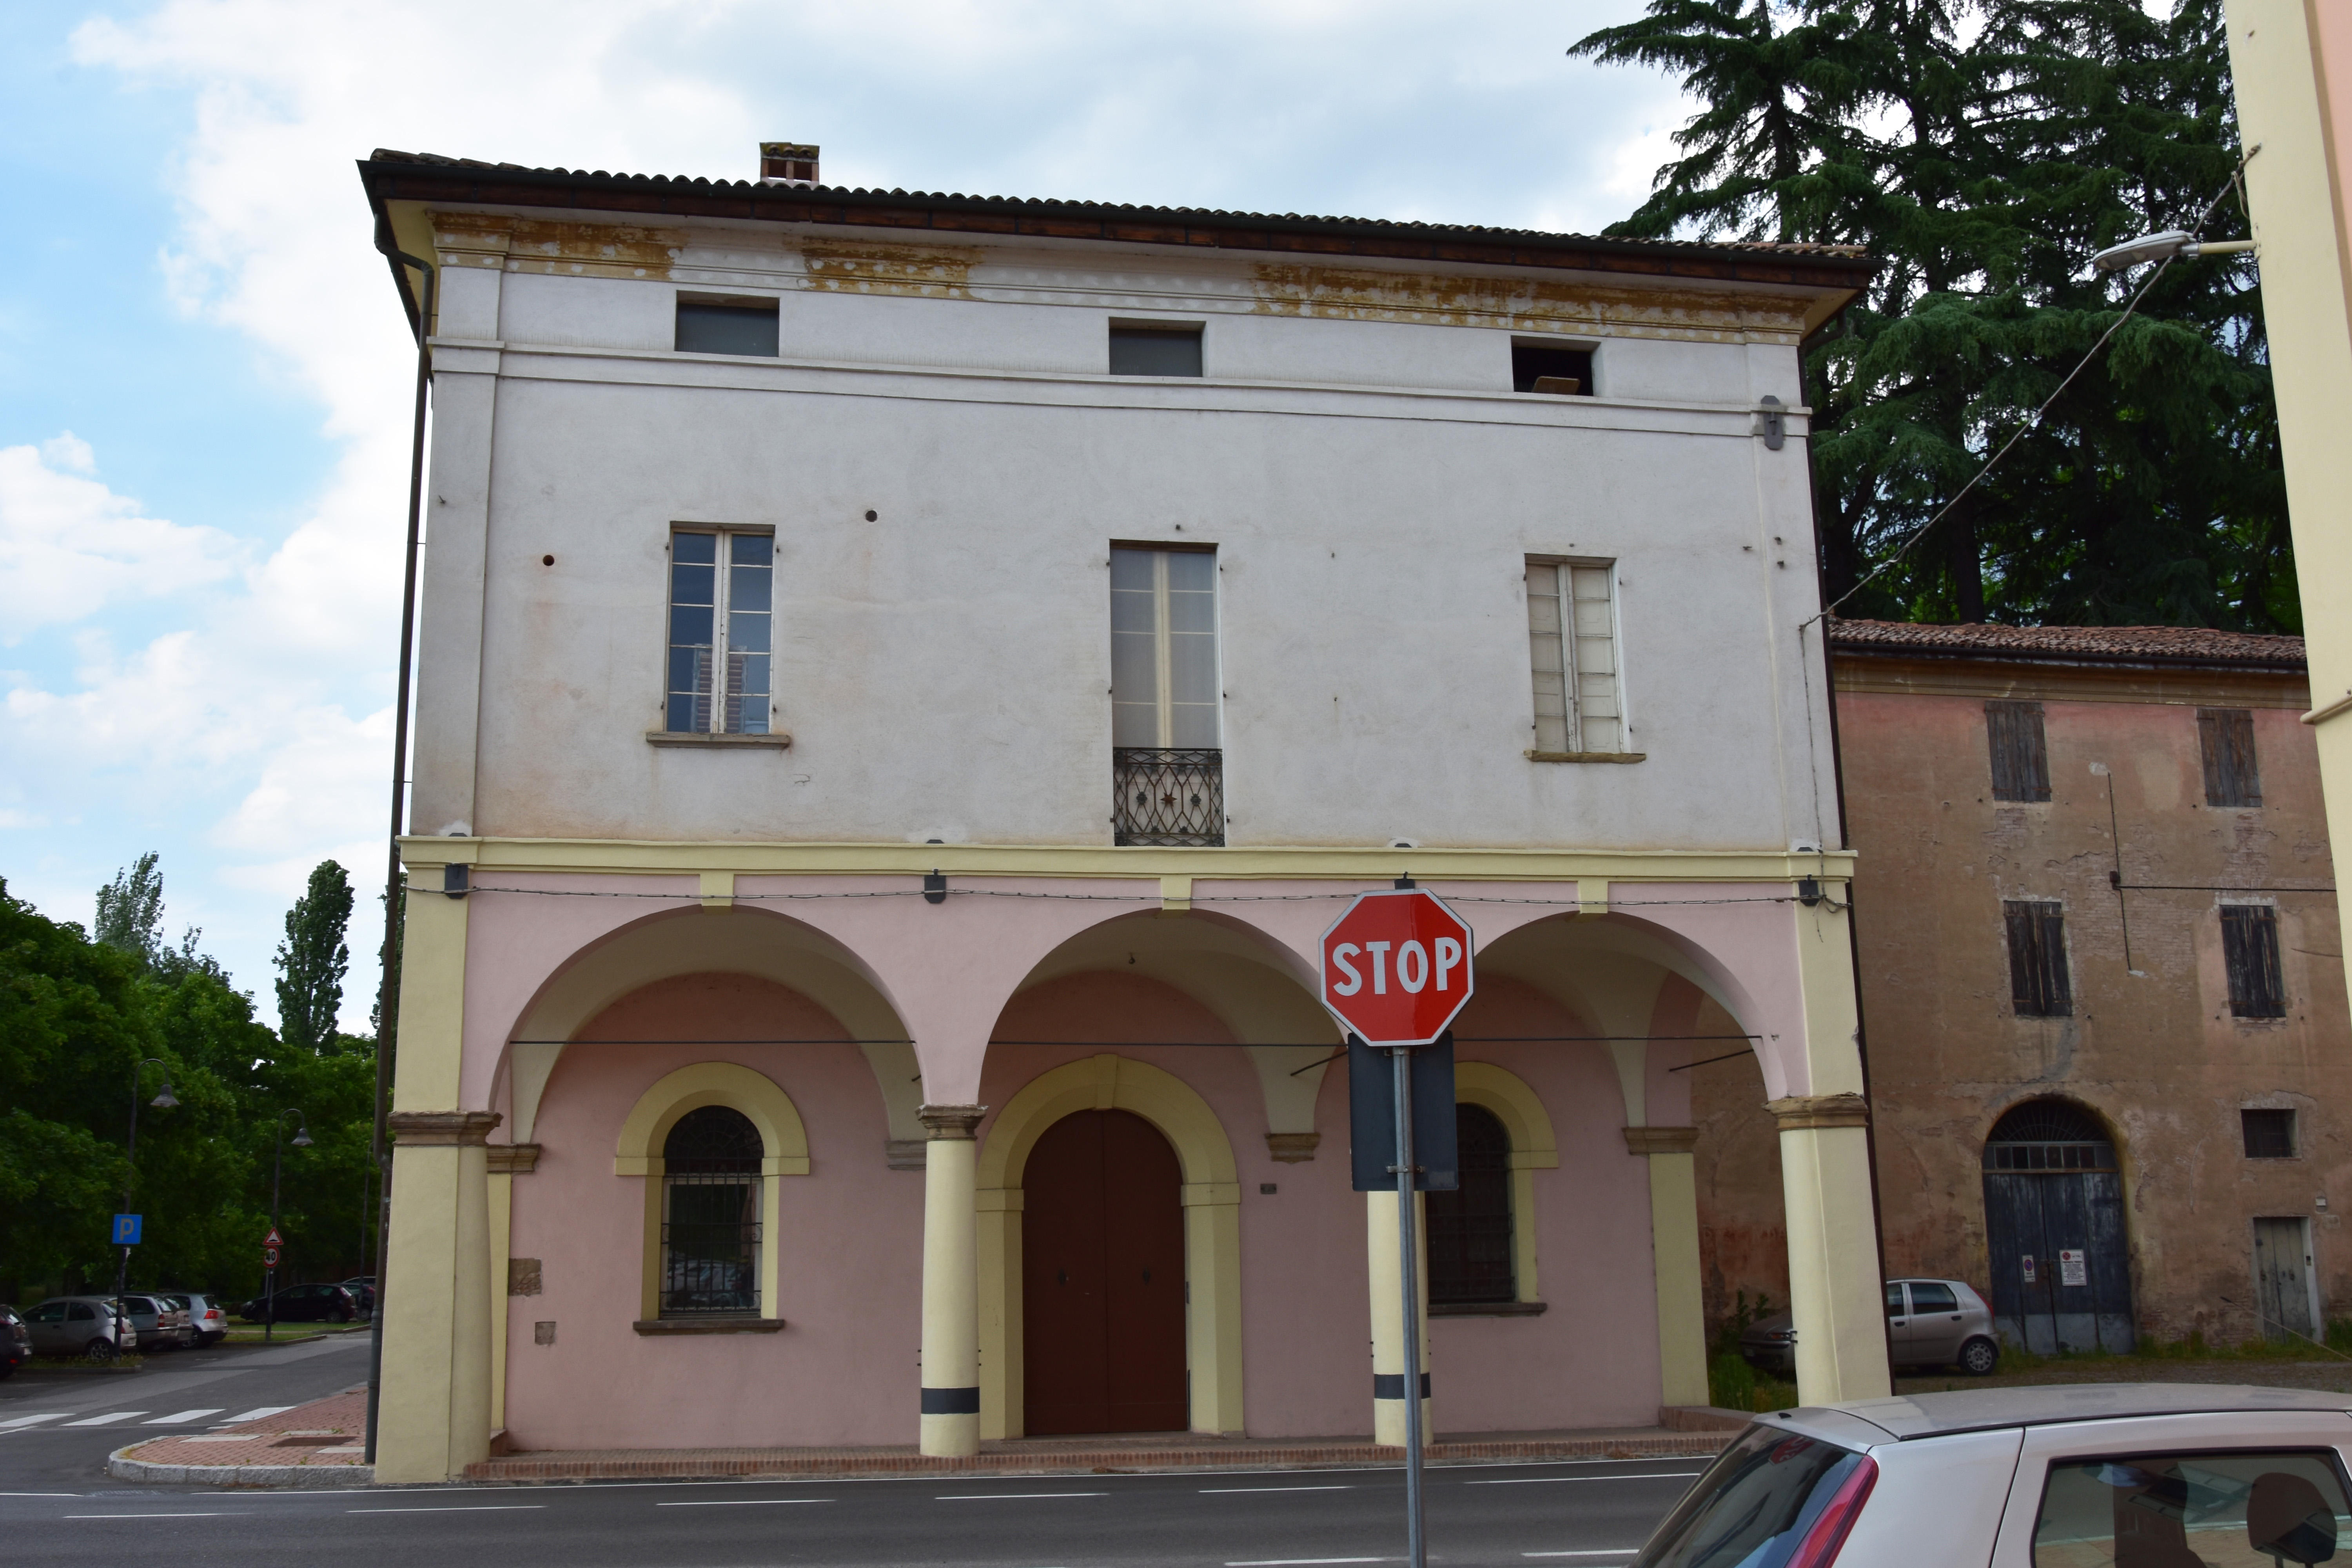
(2198, 708), (2262, 807)
(2221, 904), (2287, 1018)
(1526, 561), (1623, 755)
(2004, 899), (2072, 1016)
(1985, 701), (2051, 802)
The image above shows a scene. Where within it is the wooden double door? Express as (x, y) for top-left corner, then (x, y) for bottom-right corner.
(1022, 1109), (1189, 1435)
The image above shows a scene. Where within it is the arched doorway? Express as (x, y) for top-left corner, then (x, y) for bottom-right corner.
(1021, 1109), (1188, 1435)
(1982, 1100), (2134, 1354)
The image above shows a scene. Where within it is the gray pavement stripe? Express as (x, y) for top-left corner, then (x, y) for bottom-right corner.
(1523, 1553), (1641, 1559)
(65, 1512), (229, 1519)
(655, 1498), (835, 1506)
(1200, 1485), (1354, 1493)
(222, 1406), (296, 1421)
(63, 1412), (146, 1426)
(1225, 1558), (1399, 1566)
(347, 1504), (547, 1514)
(936, 1492), (1109, 1501)
(0, 1415), (69, 1429)
(1470, 1473), (1699, 1485)
(143, 1408), (226, 1424)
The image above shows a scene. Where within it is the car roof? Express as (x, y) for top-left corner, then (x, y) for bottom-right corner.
(1777, 1383), (2352, 1443)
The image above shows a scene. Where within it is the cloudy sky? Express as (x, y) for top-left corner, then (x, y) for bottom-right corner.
(0, 0), (1686, 1030)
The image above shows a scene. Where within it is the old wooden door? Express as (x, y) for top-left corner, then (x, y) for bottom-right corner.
(1982, 1101), (2135, 1354)
(1022, 1109), (1189, 1435)
(2254, 1218), (2316, 1342)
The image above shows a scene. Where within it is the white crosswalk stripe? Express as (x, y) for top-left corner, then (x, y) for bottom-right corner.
(63, 1412), (147, 1426)
(220, 1406), (295, 1423)
(142, 1409), (226, 1425)
(0, 1414), (70, 1430)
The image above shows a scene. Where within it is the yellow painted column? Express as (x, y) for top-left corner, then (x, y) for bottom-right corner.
(919, 1105), (986, 1457)
(1181, 1180), (1246, 1435)
(1365, 1191), (1431, 1447)
(1625, 1127), (1710, 1410)
(484, 1144), (538, 1434)
(377, 1111), (500, 1483)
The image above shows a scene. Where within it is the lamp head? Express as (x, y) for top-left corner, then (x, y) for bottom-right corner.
(292, 1126), (314, 1148)
(2091, 229), (2192, 272)
(150, 1081), (179, 1110)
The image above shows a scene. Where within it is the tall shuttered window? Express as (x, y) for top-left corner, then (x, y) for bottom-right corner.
(1986, 701), (2051, 802)
(2005, 899), (2073, 1017)
(1526, 561), (1624, 756)
(2199, 709), (2263, 807)
(2221, 905), (2287, 1019)
(1110, 546), (1222, 846)
(666, 530), (774, 735)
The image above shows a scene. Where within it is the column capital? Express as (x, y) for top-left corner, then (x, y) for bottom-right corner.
(918, 1104), (988, 1140)
(389, 1111), (505, 1146)
(486, 1142), (541, 1174)
(1767, 1093), (1869, 1131)
(1623, 1125), (1699, 1155)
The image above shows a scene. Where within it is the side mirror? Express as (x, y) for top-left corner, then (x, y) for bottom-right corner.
(2249, 1472), (2338, 1564)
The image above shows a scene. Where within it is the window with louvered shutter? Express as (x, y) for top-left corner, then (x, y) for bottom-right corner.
(2198, 709), (2262, 807)
(1985, 701), (2051, 802)
(2004, 899), (2072, 1016)
(1526, 559), (1623, 755)
(2221, 905), (2287, 1018)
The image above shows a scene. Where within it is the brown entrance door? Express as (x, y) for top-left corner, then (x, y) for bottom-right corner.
(1022, 1109), (1188, 1435)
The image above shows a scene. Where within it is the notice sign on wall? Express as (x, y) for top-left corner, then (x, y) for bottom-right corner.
(2022, 1254), (2037, 1284)
(2059, 1249), (2088, 1287)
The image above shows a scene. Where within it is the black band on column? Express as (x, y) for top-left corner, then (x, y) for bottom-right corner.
(920, 1386), (981, 1415)
(1371, 1372), (1431, 1399)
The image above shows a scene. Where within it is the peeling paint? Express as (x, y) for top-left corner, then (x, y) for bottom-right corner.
(1247, 262), (1813, 344)
(430, 212), (685, 280)
(799, 240), (982, 298)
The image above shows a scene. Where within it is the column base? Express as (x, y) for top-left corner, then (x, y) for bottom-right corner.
(920, 1412), (980, 1457)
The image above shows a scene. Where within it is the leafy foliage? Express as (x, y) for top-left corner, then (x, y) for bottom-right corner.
(1571, 0), (2291, 630)
(275, 859), (353, 1056)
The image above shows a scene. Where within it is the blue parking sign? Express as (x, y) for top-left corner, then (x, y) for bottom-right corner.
(112, 1214), (143, 1246)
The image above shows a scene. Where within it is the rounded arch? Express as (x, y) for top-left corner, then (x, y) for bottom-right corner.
(974, 1054), (1243, 1441)
(615, 1062), (810, 1177)
(1984, 1097), (2116, 1154)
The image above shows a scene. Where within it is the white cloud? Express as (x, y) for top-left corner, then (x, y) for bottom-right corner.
(0, 436), (240, 641)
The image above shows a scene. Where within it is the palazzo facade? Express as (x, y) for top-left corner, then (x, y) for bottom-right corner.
(360, 144), (1891, 1483)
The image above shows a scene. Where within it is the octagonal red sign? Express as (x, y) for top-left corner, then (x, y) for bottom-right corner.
(1319, 889), (1475, 1046)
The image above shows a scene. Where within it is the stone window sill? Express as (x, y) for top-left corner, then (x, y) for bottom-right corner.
(645, 730), (793, 749)
(632, 1317), (788, 1335)
(1527, 751), (1646, 764)
(1427, 1300), (1548, 1318)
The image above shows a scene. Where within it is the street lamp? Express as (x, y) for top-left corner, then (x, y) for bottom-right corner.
(114, 1058), (177, 1357)
(2092, 229), (2258, 271)
(265, 1109), (312, 1343)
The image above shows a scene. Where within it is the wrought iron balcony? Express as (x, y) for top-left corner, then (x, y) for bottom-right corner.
(1113, 748), (1224, 847)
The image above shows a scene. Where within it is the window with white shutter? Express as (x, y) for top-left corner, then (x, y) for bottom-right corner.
(1525, 560), (1626, 758)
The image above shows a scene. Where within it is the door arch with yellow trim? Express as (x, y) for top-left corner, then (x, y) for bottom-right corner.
(976, 1055), (1243, 1438)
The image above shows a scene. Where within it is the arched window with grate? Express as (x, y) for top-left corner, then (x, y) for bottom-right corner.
(1426, 1104), (1515, 1305)
(661, 1106), (764, 1318)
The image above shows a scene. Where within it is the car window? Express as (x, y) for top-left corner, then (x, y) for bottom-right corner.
(1910, 1282), (1960, 1313)
(67, 1303), (95, 1321)
(29, 1302), (67, 1323)
(2033, 1450), (2352, 1567)
(162, 1295), (189, 1308)
(1634, 1425), (1876, 1568)
(1886, 1283), (1906, 1316)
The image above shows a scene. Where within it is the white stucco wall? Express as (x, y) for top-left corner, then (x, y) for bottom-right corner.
(407, 221), (1841, 854)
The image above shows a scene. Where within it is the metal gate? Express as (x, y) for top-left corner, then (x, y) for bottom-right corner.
(1981, 1100), (2135, 1354)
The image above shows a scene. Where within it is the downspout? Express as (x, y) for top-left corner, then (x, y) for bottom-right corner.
(365, 218), (434, 1467)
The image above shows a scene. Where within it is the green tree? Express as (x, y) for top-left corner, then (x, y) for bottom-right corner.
(274, 860), (353, 1056)
(92, 852), (165, 967)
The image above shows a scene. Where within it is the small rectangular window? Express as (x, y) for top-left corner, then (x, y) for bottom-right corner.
(1109, 323), (1203, 377)
(2243, 1108), (2297, 1158)
(676, 298), (780, 356)
(2222, 904), (2288, 1018)
(2004, 900), (2073, 1017)
(666, 529), (773, 735)
(1512, 342), (1595, 396)
(1985, 700), (2051, 802)
(2198, 708), (2262, 806)
(1526, 560), (1623, 755)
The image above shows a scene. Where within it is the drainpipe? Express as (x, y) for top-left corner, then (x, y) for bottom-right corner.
(365, 218), (435, 1467)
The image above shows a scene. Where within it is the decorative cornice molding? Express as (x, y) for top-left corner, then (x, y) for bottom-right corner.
(1265, 1132), (1322, 1163)
(1767, 1093), (1869, 1131)
(389, 1111), (505, 1146)
(486, 1143), (541, 1174)
(918, 1104), (988, 1140)
(1623, 1125), (1700, 1155)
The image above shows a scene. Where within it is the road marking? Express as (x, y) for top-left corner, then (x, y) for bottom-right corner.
(66, 1513), (228, 1520)
(936, 1492), (1109, 1501)
(657, 1498), (836, 1506)
(0, 1414), (69, 1429)
(347, 1505), (548, 1514)
(62, 1412), (146, 1427)
(1201, 1485), (1355, 1493)
(142, 1408), (226, 1425)
(1523, 1553), (1641, 1559)
(1226, 1559), (1399, 1566)
(0, 1492), (80, 1497)
(1470, 1472), (1700, 1485)
(221, 1406), (295, 1422)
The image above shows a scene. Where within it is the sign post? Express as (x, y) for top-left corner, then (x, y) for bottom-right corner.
(1319, 888), (1475, 1568)
(263, 1226), (285, 1342)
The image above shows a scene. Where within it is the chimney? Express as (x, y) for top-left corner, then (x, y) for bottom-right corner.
(760, 142), (819, 187)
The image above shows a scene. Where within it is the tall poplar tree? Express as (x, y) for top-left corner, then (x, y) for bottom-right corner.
(275, 860), (354, 1055)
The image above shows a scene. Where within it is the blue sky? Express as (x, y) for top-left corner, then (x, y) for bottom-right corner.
(0, 0), (1684, 1031)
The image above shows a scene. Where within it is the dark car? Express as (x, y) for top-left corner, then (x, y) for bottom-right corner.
(0, 1306), (29, 1378)
(339, 1278), (376, 1318)
(239, 1283), (360, 1324)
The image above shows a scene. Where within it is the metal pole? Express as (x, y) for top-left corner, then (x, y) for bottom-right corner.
(267, 1121), (283, 1344)
(116, 1058), (141, 1355)
(1392, 1044), (1426, 1568)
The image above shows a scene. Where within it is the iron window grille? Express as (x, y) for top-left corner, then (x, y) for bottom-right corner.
(659, 1106), (764, 1318)
(2242, 1108), (2297, 1159)
(1113, 748), (1224, 846)
(2221, 905), (2288, 1018)
(1984, 1099), (2115, 1171)
(1985, 701), (2052, 802)
(1426, 1105), (1515, 1304)
(2004, 899), (2073, 1017)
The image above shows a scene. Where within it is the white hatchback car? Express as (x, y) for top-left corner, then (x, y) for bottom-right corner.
(1632, 1384), (2352, 1567)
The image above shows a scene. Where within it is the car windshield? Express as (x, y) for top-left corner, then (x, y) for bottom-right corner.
(1633, 1424), (1869, 1568)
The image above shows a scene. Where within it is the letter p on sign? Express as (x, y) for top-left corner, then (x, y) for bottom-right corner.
(1320, 889), (1475, 1045)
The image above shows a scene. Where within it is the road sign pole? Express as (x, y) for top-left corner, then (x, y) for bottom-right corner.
(1392, 1042), (1427, 1568)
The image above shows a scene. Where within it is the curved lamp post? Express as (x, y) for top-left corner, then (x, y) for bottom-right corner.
(113, 1058), (177, 1357)
(265, 1109), (312, 1343)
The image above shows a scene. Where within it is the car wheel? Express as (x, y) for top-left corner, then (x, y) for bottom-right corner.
(1959, 1336), (2000, 1376)
(332, 1307), (352, 1324)
(85, 1339), (118, 1363)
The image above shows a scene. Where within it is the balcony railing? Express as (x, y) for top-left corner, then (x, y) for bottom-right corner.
(1113, 748), (1224, 847)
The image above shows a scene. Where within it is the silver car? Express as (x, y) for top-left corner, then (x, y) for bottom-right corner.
(159, 1291), (229, 1346)
(19, 1297), (139, 1360)
(1741, 1277), (2000, 1377)
(118, 1293), (196, 1350)
(1632, 1385), (2352, 1567)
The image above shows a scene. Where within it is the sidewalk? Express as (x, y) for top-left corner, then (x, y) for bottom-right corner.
(111, 1392), (372, 1488)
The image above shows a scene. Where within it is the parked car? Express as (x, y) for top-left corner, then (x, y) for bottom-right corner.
(1631, 1384), (2352, 1567)
(339, 1278), (376, 1317)
(238, 1282), (360, 1324)
(158, 1291), (230, 1346)
(1741, 1278), (2000, 1377)
(0, 1305), (30, 1378)
(19, 1297), (138, 1360)
(114, 1293), (194, 1350)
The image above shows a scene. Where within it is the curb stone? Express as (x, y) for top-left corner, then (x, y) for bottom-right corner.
(108, 1446), (374, 1488)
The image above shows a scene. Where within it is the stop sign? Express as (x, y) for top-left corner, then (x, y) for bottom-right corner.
(1319, 889), (1475, 1045)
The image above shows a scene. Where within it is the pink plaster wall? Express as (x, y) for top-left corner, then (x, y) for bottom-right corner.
(502, 974), (923, 1450)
